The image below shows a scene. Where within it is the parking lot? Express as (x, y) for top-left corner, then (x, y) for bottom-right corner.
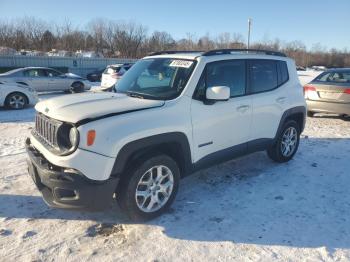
(1, 90), (350, 261)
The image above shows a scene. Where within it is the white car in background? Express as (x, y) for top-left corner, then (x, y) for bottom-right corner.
(0, 67), (91, 93)
(101, 63), (133, 89)
(0, 81), (38, 109)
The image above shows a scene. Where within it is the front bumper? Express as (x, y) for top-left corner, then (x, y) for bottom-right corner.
(306, 99), (350, 115)
(25, 138), (119, 211)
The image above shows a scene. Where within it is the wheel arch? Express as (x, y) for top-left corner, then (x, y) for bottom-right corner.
(5, 91), (29, 104)
(71, 80), (84, 87)
(111, 132), (193, 179)
(274, 106), (306, 140)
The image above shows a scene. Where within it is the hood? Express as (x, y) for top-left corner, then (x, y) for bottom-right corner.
(35, 92), (164, 124)
(65, 73), (84, 79)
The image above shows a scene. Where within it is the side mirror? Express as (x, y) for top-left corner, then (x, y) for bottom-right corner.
(206, 86), (230, 101)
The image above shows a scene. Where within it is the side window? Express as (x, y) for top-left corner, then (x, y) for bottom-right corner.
(328, 72), (350, 83)
(342, 72), (350, 81)
(277, 61), (289, 85)
(194, 60), (246, 99)
(24, 69), (45, 77)
(316, 72), (332, 82)
(249, 60), (278, 93)
(46, 69), (60, 77)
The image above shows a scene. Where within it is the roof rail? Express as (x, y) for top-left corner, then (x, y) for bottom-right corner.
(148, 50), (204, 56)
(202, 49), (287, 57)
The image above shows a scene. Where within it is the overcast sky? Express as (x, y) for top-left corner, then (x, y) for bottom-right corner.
(1, 0), (349, 50)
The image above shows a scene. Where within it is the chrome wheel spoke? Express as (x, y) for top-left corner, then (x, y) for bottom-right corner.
(9, 95), (25, 109)
(135, 165), (174, 213)
(146, 195), (158, 211)
(281, 127), (298, 157)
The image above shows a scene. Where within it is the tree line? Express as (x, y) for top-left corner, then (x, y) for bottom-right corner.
(0, 17), (349, 68)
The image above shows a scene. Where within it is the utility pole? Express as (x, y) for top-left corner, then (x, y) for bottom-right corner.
(247, 18), (252, 49)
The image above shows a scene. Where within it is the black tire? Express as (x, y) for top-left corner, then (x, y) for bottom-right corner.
(117, 154), (180, 221)
(70, 82), (84, 93)
(307, 111), (315, 117)
(267, 120), (300, 163)
(5, 92), (28, 110)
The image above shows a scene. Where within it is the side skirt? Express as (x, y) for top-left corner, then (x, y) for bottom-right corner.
(191, 138), (274, 174)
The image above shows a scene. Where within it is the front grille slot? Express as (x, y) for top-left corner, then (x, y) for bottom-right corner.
(34, 113), (61, 148)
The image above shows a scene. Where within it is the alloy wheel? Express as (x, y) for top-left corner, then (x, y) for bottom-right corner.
(280, 126), (298, 157)
(135, 165), (174, 213)
(9, 94), (25, 109)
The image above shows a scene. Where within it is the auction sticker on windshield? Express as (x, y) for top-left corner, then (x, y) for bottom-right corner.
(169, 60), (193, 68)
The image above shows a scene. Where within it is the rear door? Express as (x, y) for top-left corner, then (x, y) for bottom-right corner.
(248, 59), (290, 141)
(307, 71), (350, 103)
(45, 69), (68, 91)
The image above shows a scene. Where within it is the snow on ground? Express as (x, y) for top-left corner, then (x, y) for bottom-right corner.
(1, 81), (350, 261)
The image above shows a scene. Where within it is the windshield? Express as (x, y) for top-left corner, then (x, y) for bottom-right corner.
(115, 58), (197, 100)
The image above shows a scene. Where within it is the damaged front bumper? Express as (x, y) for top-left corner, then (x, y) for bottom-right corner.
(25, 138), (119, 211)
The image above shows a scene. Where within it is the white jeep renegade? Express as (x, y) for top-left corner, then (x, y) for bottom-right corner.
(26, 49), (306, 220)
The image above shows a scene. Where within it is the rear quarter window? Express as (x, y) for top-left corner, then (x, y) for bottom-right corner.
(249, 60), (278, 93)
(277, 61), (289, 85)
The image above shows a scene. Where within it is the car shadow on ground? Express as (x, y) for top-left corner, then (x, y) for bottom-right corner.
(310, 114), (350, 121)
(1, 137), (350, 249)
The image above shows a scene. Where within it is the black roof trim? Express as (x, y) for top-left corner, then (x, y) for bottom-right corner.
(148, 50), (204, 56)
(202, 49), (287, 57)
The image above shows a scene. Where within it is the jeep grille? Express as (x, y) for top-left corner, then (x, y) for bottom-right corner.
(34, 113), (61, 148)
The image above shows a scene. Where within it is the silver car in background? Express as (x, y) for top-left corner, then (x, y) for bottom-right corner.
(0, 67), (91, 93)
(304, 68), (350, 117)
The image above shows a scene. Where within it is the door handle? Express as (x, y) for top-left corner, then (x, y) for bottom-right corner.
(276, 97), (286, 104)
(236, 105), (250, 113)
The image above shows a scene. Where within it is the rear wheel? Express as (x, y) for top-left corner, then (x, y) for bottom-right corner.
(5, 92), (28, 110)
(70, 82), (84, 93)
(267, 120), (300, 163)
(307, 111), (315, 117)
(117, 154), (180, 221)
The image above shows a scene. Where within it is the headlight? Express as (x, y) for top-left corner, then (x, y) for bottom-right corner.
(69, 127), (79, 148)
(57, 124), (79, 155)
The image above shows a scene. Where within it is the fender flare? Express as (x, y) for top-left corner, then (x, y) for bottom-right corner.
(274, 106), (306, 140)
(111, 132), (192, 177)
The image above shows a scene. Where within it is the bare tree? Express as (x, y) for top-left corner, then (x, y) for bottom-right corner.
(1, 17), (350, 67)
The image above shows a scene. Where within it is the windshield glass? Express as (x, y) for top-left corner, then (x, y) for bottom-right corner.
(115, 58), (196, 100)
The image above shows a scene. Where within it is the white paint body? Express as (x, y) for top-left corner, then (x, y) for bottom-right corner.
(30, 53), (306, 181)
(0, 67), (91, 92)
(0, 82), (38, 107)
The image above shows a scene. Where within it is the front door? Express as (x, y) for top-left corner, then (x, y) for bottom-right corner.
(23, 69), (48, 92)
(191, 59), (252, 162)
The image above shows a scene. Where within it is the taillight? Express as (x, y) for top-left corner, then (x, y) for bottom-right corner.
(303, 85), (316, 92)
(303, 85), (316, 99)
(344, 89), (350, 94)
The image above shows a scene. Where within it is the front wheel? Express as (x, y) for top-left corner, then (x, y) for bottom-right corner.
(267, 120), (300, 163)
(117, 154), (180, 221)
(5, 92), (28, 110)
(70, 82), (84, 93)
(307, 111), (315, 117)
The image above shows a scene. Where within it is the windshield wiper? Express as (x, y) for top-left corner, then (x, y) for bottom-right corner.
(126, 92), (144, 99)
(122, 91), (161, 100)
